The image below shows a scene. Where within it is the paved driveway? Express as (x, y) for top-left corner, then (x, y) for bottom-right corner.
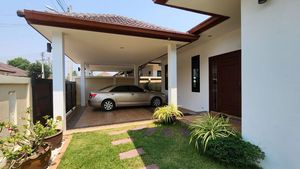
(67, 106), (155, 129)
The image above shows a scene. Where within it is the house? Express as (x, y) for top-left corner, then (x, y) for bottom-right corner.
(17, 0), (300, 169)
(0, 62), (27, 77)
(140, 63), (161, 77)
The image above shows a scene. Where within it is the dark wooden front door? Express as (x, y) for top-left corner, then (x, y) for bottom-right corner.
(209, 50), (241, 117)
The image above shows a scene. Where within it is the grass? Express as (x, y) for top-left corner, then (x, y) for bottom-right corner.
(58, 123), (239, 169)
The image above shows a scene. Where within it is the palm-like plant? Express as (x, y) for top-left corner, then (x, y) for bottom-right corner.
(153, 104), (183, 124)
(189, 113), (236, 152)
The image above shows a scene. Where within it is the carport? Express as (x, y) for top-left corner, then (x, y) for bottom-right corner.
(18, 10), (199, 131)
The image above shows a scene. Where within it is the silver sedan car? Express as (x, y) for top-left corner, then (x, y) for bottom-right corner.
(88, 85), (166, 111)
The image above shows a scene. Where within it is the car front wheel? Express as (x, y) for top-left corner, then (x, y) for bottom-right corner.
(101, 99), (115, 111)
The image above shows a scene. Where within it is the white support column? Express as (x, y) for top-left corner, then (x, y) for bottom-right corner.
(167, 43), (177, 106)
(134, 64), (139, 86)
(80, 62), (86, 106)
(52, 31), (66, 131)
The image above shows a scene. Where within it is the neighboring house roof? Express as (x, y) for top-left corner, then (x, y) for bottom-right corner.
(0, 62), (28, 77)
(17, 10), (199, 42)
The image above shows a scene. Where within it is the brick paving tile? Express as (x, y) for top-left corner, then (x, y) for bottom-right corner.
(131, 125), (147, 131)
(111, 138), (133, 145)
(144, 127), (157, 136)
(108, 130), (128, 135)
(119, 148), (145, 160)
(139, 164), (159, 169)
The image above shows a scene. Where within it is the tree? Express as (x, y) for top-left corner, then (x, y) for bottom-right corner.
(7, 57), (31, 70)
(28, 61), (51, 79)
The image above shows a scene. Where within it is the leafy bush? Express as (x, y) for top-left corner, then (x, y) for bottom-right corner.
(153, 104), (183, 124)
(205, 136), (265, 168)
(0, 108), (58, 168)
(0, 122), (46, 168)
(33, 115), (59, 138)
(189, 114), (236, 152)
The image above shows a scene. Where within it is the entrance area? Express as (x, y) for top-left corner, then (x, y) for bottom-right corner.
(209, 50), (241, 117)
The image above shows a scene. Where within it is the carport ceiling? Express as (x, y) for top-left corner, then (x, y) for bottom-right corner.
(33, 25), (187, 65)
(88, 64), (132, 72)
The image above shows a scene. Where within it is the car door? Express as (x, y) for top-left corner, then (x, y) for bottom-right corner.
(110, 86), (132, 106)
(127, 86), (149, 105)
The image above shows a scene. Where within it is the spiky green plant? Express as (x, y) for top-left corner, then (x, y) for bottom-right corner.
(189, 113), (236, 152)
(153, 104), (183, 124)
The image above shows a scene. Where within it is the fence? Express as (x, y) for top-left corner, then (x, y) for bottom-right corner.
(32, 79), (76, 124)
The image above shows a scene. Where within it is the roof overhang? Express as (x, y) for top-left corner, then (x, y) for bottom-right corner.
(153, 0), (230, 35)
(153, 0), (240, 36)
(17, 10), (201, 67)
(17, 10), (198, 42)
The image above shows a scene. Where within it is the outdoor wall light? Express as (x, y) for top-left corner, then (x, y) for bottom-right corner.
(258, 0), (267, 4)
(47, 43), (52, 53)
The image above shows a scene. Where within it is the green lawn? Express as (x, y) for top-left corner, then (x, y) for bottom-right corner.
(58, 123), (238, 169)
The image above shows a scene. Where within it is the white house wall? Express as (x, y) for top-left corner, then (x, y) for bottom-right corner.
(241, 1), (300, 169)
(162, 28), (241, 112)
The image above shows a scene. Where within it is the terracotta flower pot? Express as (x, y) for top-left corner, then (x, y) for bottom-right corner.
(44, 129), (63, 150)
(6, 144), (51, 169)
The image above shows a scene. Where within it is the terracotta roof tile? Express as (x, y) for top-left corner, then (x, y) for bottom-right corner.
(48, 11), (188, 35)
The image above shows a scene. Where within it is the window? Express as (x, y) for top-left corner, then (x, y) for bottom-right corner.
(128, 86), (144, 92)
(110, 86), (128, 92)
(148, 71), (152, 76)
(165, 65), (168, 90)
(157, 70), (161, 77)
(192, 55), (200, 92)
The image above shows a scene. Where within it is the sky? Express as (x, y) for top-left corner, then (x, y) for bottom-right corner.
(0, 0), (209, 65)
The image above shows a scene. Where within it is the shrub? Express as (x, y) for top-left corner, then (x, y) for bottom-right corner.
(0, 109), (59, 168)
(205, 136), (265, 168)
(0, 122), (46, 168)
(33, 115), (59, 138)
(153, 104), (183, 124)
(189, 114), (236, 152)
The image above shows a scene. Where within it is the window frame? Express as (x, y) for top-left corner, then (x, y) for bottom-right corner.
(191, 55), (200, 92)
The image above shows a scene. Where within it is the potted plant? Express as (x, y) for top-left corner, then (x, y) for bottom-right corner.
(0, 121), (51, 169)
(34, 116), (63, 150)
(153, 104), (183, 124)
